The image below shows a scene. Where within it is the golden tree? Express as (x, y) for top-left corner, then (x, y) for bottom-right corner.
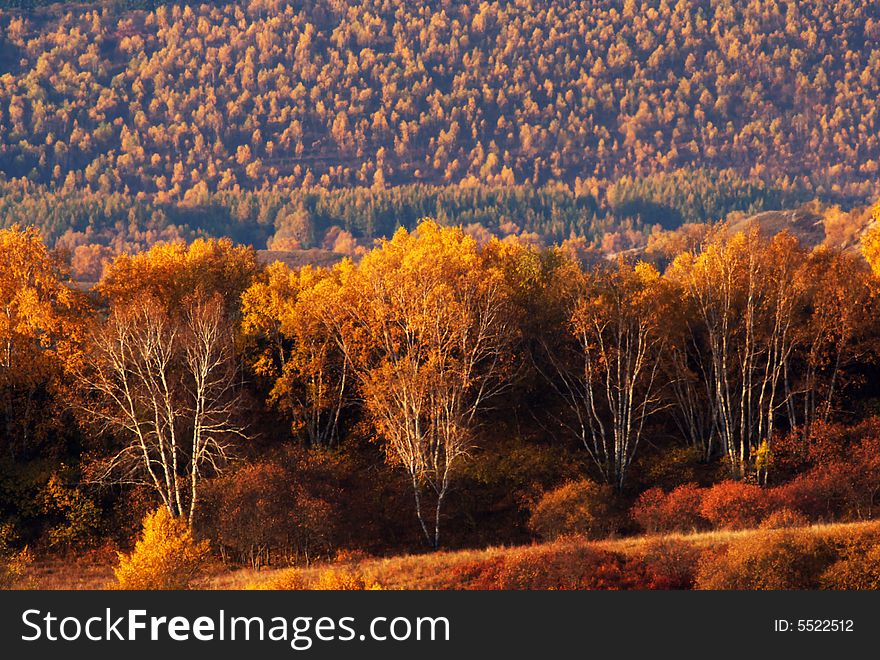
(667, 227), (810, 479)
(114, 507), (209, 590)
(796, 247), (872, 432)
(330, 221), (515, 547)
(76, 240), (256, 523)
(0, 225), (83, 458)
(241, 262), (350, 447)
(96, 237), (259, 314)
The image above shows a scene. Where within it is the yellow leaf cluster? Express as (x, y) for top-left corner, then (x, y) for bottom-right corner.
(114, 508), (210, 590)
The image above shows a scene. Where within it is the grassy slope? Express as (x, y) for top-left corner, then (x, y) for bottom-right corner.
(27, 519), (880, 589)
(206, 519), (880, 590)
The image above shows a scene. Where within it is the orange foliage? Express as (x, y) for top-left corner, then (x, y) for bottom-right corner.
(98, 237), (259, 312)
(821, 540), (880, 590)
(312, 567), (382, 591)
(527, 479), (615, 540)
(699, 481), (771, 530)
(694, 531), (833, 590)
(450, 545), (658, 590)
(2, 2), (879, 196)
(631, 483), (706, 533)
(759, 509), (810, 530)
(637, 539), (701, 589)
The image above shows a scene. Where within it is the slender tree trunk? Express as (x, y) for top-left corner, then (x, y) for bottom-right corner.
(411, 472), (433, 547)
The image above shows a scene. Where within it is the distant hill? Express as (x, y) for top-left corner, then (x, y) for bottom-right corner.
(732, 203), (875, 252)
(728, 207), (827, 249)
(634, 200), (875, 266)
(257, 248), (345, 270)
(0, 0), (878, 201)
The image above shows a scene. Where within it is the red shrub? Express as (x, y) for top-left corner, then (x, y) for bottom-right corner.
(451, 546), (659, 590)
(700, 481), (771, 530)
(772, 461), (863, 522)
(631, 483), (706, 533)
(773, 471), (835, 522)
(659, 483), (706, 531)
(774, 418), (880, 475)
(773, 423), (847, 474)
(200, 460), (337, 566)
(638, 539), (701, 589)
(630, 487), (666, 533)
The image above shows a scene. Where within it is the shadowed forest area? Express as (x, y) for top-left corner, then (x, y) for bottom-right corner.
(4, 209), (880, 589)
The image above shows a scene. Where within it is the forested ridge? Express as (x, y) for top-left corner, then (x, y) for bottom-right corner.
(0, 169), (813, 277)
(0, 0), (879, 244)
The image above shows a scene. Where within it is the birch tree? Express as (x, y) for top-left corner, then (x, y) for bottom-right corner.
(327, 221), (514, 547)
(667, 227), (809, 479)
(76, 239), (256, 523)
(542, 258), (672, 490)
(77, 294), (244, 523)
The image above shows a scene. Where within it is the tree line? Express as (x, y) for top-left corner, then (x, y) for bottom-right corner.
(3, 206), (880, 556)
(0, 170), (816, 281)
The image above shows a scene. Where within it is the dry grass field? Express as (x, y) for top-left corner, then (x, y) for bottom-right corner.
(265, 520), (880, 591)
(27, 519), (879, 591)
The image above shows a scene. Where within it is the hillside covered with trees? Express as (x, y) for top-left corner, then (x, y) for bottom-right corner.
(0, 0), (879, 261)
(2, 0), (879, 197)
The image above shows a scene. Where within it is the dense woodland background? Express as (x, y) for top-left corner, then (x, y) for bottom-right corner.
(0, 0), (878, 259)
(3, 0), (880, 589)
(0, 0), (878, 196)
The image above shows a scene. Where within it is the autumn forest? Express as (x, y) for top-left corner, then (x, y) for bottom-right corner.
(3, 0), (880, 591)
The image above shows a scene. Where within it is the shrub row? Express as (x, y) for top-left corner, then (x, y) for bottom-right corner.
(446, 526), (880, 590)
(449, 545), (663, 590)
(630, 434), (880, 534)
(630, 471), (880, 535)
(111, 505), (880, 591)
